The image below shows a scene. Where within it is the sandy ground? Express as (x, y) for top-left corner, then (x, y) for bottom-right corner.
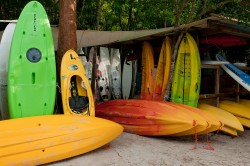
(48, 129), (250, 166)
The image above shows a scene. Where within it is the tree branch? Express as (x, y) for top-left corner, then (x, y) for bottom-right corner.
(186, 0), (196, 23)
(199, 0), (235, 17)
(175, 0), (191, 26)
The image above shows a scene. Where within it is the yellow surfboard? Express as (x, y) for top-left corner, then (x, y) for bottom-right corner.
(0, 115), (123, 165)
(219, 125), (238, 137)
(239, 99), (250, 107)
(219, 100), (250, 119)
(153, 36), (171, 100)
(61, 50), (95, 116)
(175, 103), (222, 135)
(236, 116), (250, 128)
(198, 103), (244, 132)
(140, 41), (154, 100)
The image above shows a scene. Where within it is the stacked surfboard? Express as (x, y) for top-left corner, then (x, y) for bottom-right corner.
(140, 36), (172, 101)
(81, 46), (138, 101)
(96, 47), (127, 101)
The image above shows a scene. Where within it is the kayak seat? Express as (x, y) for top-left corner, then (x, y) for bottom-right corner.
(69, 96), (89, 114)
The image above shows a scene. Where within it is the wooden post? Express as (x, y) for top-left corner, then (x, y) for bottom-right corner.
(236, 83), (240, 103)
(215, 65), (220, 107)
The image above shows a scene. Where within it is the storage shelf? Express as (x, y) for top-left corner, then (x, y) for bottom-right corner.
(200, 64), (250, 106)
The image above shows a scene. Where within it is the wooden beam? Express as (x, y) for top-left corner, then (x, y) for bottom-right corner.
(207, 20), (250, 39)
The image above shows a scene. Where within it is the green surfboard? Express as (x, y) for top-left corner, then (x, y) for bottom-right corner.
(171, 33), (201, 107)
(8, 1), (56, 118)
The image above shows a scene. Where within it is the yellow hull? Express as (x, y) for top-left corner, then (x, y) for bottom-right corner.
(219, 126), (238, 137)
(61, 50), (95, 116)
(0, 115), (123, 165)
(219, 100), (250, 119)
(236, 116), (250, 128)
(167, 102), (221, 136)
(153, 36), (171, 100)
(198, 103), (244, 131)
(239, 99), (250, 107)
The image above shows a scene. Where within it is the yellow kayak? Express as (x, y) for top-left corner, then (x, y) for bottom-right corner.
(219, 100), (250, 119)
(0, 115), (123, 165)
(236, 116), (250, 128)
(219, 125), (238, 137)
(61, 49), (95, 116)
(239, 99), (250, 107)
(140, 42), (154, 100)
(198, 103), (244, 132)
(153, 36), (171, 100)
(167, 102), (221, 136)
(179, 103), (222, 135)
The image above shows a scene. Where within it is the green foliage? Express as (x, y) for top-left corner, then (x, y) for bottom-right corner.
(0, 0), (59, 30)
(0, 0), (249, 31)
(214, 1), (250, 26)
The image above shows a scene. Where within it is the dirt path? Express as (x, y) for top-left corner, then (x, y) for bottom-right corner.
(49, 129), (250, 166)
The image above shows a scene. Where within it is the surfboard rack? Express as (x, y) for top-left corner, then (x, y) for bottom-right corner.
(200, 64), (250, 106)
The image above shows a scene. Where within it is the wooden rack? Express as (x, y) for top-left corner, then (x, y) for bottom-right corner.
(200, 64), (250, 106)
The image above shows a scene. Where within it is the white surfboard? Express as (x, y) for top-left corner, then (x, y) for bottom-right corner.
(97, 61), (111, 101)
(88, 47), (95, 63)
(100, 47), (111, 65)
(84, 61), (93, 84)
(79, 55), (87, 66)
(233, 62), (247, 67)
(110, 48), (121, 99)
(0, 23), (16, 120)
(130, 60), (137, 98)
(88, 47), (101, 102)
(100, 47), (112, 99)
(216, 54), (250, 92)
(201, 60), (229, 65)
(122, 57), (133, 99)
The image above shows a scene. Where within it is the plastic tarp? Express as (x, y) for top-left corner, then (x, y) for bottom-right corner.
(200, 34), (247, 47)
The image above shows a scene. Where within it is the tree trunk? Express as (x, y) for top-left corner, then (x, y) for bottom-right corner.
(163, 29), (186, 101)
(56, 0), (77, 113)
(127, 0), (133, 30)
(95, 0), (101, 31)
(57, 0), (77, 75)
